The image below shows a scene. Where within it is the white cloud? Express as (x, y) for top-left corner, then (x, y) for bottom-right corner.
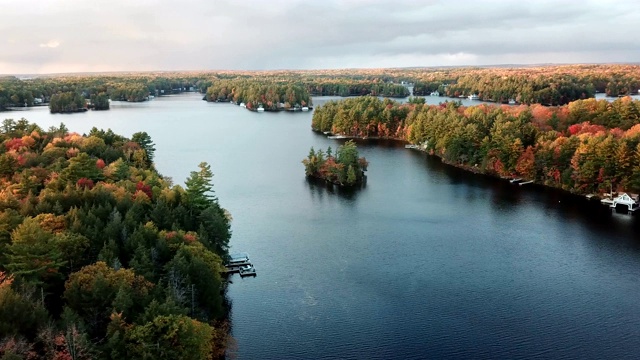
(39, 40), (60, 49)
(0, 0), (638, 74)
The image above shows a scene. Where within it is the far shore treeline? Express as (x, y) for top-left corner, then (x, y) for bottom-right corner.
(1, 64), (639, 113)
(0, 118), (233, 358)
(313, 96), (640, 195)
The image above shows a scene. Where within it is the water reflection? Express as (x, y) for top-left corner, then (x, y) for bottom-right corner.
(305, 176), (364, 201)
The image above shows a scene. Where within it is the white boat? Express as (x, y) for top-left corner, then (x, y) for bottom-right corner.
(468, 94), (480, 100)
(301, 106), (309, 111)
(257, 106), (265, 112)
(327, 135), (347, 139)
(508, 99), (516, 105)
(430, 91), (440, 96)
(239, 264), (257, 277)
(240, 102), (246, 108)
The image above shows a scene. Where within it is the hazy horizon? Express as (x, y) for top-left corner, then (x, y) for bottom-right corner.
(2, 0), (639, 75)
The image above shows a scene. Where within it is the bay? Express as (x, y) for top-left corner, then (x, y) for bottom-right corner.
(4, 93), (640, 359)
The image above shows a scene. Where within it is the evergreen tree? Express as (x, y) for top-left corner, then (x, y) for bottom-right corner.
(184, 162), (217, 211)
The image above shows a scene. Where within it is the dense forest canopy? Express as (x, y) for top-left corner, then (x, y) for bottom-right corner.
(312, 95), (640, 195)
(205, 80), (312, 110)
(0, 118), (232, 358)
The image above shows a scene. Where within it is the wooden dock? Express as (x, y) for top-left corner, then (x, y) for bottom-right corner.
(519, 180), (533, 186)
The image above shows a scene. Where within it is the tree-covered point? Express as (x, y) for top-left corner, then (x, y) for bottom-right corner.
(90, 92), (110, 110)
(0, 118), (232, 358)
(49, 92), (87, 113)
(312, 95), (640, 195)
(303, 140), (368, 186)
(205, 80), (312, 111)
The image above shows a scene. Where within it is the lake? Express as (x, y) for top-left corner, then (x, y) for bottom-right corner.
(4, 94), (640, 359)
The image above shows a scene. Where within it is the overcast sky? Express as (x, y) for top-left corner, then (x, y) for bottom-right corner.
(1, 0), (638, 74)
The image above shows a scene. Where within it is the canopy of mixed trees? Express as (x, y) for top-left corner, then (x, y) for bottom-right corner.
(303, 140), (368, 186)
(411, 64), (640, 105)
(0, 74), (208, 111)
(305, 80), (409, 98)
(313, 95), (640, 195)
(205, 80), (312, 111)
(2, 65), (639, 111)
(0, 118), (232, 359)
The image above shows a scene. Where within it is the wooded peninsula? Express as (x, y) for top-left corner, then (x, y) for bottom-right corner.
(312, 95), (640, 195)
(0, 119), (232, 358)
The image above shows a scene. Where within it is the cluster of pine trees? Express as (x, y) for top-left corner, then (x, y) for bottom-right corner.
(302, 141), (368, 186)
(313, 96), (640, 194)
(0, 118), (232, 359)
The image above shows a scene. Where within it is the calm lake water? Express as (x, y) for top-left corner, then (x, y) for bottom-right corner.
(5, 94), (640, 359)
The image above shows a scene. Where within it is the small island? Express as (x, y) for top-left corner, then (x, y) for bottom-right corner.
(302, 140), (368, 186)
(48, 91), (88, 113)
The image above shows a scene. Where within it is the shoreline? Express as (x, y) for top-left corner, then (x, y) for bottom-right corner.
(317, 130), (617, 203)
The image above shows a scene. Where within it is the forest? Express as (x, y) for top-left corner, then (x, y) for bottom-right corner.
(0, 74), (207, 111)
(204, 80), (312, 111)
(411, 64), (640, 104)
(302, 140), (368, 186)
(312, 95), (640, 195)
(0, 119), (232, 359)
(2, 64), (638, 112)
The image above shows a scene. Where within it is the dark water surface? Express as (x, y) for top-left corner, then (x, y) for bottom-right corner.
(6, 94), (640, 359)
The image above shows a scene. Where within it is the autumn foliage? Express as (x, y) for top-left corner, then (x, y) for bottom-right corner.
(0, 119), (232, 358)
(314, 95), (640, 194)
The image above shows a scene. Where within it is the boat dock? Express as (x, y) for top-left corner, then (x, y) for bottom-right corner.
(602, 193), (639, 213)
(224, 252), (257, 275)
(519, 180), (533, 186)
